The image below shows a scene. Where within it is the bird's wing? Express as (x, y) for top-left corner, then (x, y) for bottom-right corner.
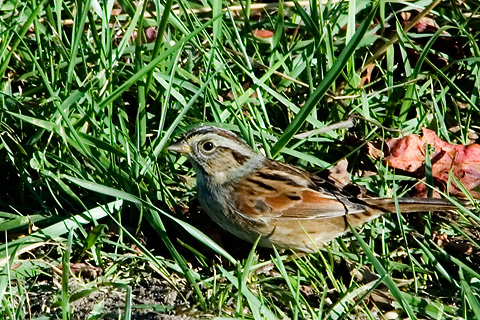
(233, 159), (367, 221)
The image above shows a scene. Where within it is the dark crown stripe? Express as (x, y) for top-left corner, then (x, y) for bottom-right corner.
(184, 126), (218, 138)
(183, 126), (246, 145)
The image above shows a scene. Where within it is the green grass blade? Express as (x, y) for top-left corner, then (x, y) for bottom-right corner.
(271, 2), (379, 156)
(350, 225), (418, 319)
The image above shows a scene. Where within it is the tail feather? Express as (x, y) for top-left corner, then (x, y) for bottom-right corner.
(362, 197), (469, 213)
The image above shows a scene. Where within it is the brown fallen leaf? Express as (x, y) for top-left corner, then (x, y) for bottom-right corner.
(400, 11), (440, 33)
(319, 159), (366, 198)
(328, 159), (350, 188)
(359, 63), (376, 86)
(145, 27), (157, 43)
(433, 231), (476, 256)
(384, 128), (480, 198)
(56, 263), (102, 279)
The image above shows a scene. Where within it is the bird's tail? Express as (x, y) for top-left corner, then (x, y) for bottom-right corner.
(362, 197), (470, 214)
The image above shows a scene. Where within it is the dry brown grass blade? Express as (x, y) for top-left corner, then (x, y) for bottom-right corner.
(359, 0), (442, 74)
(43, 1), (330, 26)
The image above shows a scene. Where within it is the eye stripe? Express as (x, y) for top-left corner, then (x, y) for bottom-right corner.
(231, 150), (250, 165)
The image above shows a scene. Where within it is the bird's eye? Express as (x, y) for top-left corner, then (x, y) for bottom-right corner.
(202, 141), (215, 152)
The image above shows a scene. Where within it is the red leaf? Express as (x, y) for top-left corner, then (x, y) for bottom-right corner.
(385, 128), (480, 197)
(253, 29), (274, 38)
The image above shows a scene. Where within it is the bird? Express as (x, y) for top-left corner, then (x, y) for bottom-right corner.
(167, 126), (466, 253)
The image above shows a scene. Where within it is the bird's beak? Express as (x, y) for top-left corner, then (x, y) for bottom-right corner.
(167, 140), (191, 154)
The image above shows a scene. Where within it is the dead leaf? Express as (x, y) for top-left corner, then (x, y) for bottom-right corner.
(385, 128), (480, 197)
(57, 263), (102, 279)
(360, 63), (376, 86)
(145, 27), (157, 43)
(400, 11), (440, 33)
(328, 159), (350, 188)
(368, 142), (384, 159)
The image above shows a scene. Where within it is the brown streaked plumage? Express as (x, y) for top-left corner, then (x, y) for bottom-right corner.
(168, 126), (467, 252)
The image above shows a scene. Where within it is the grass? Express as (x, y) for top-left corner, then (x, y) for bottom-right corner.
(1, 0), (480, 318)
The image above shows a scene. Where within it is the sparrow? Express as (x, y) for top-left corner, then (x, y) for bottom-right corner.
(168, 126), (465, 252)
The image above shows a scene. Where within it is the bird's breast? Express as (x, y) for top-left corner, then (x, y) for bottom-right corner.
(197, 180), (267, 243)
